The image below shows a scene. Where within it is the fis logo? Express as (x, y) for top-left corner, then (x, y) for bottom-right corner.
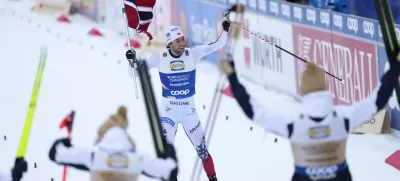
(163, 52), (167, 57)
(170, 89), (190, 96)
(169, 60), (185, 71)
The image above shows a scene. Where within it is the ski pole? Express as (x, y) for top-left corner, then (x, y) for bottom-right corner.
(121, 0), (139, 99)
(59, 111), (75, 181)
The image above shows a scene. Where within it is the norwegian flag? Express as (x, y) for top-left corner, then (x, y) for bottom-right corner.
(124, 0), (156, 40)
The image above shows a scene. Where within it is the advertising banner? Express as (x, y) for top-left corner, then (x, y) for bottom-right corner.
(170, 0), (400, 133)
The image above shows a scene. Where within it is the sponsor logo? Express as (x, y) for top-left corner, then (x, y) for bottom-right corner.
(258, 0), (267, 12)
(320, 11), (330, 27)
(188, 108), (196, 115)
(270, 1), (279, 16)
(363, 21), (375, 38)
(169, 60), (185, 71)
(347, 17), (359, 34)
(165, 106), (172, 112)
(190, 121), (201, 133)
(161, 117), (175, 127)
(163, 52), (167, 57)
(293, 26), (378, 105)
(306, 8), (316, 24)
(305, 165), (338, 180)
(252, 33), (283, 73)
(170, 82), (189, 87)
(166, 74), (190, 82)
(333, 14), (343, 30)
(106, 153), (129, 168)
(281, 4), (291, 19)
(166, 33), (170, 38)
(170, 101), (189, 106)
(307, 126), (331, 139)
(163, 128), (167, 134)
(293, 6), (302, 21)
(248, 0), (257, 9)
(170, 89), (190, 96)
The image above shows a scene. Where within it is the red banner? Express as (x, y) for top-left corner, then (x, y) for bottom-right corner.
(293, 25), (378, 105)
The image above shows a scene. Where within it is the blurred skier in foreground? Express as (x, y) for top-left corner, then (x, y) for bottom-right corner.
(219, 58), (399, 181)
(48, 106), (178, 181)
(0, 158), (28, 181)
(126, 9), (233, 181)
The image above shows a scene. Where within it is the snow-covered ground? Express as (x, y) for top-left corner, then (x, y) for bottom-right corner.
(0, 1), (399, 180)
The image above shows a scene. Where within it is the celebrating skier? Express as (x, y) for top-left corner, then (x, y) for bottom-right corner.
(126, 16), (231, 181)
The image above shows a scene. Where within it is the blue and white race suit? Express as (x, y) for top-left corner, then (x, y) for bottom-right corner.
(145, 31), (227, 159)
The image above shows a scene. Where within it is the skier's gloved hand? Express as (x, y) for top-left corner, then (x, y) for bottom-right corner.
(126, 50), (135, 60)
(49, 138), (71, 162)
(11, 157), (27, 181)
(222, 21), (230, 32)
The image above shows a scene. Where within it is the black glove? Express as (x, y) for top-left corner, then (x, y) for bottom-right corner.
(222, 21), (230, 32)
(49, 138), (71, 162)
(11, 158), (27, 181)
(126, 50), (136, 60)
(48, 138), (90, 171)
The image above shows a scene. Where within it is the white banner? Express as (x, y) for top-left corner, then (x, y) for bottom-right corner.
(234, 12), (297, 95)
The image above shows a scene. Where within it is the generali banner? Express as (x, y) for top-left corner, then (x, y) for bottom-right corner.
(171, 0), (400, 134)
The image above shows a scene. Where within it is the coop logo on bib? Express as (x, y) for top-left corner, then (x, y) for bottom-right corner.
(170, 60), (185, 71)
(171, 89), (190, 96)
(305, 165), (338, 180)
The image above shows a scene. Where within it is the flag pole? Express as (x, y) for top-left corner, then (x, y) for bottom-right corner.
(121, 0), (140, 99)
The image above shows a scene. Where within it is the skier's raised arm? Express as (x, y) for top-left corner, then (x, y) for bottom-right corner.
(219, 59), (294, 138)
(48, 106), (179, 181)
(190, 22), (230, 61)
(336, 61), (400, 131)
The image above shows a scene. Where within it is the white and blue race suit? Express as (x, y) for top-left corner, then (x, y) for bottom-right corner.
(144, 31), (227, 159)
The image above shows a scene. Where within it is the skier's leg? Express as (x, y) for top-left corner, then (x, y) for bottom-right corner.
(159, 100), (179, 145)
(181, 108), (216, 180)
